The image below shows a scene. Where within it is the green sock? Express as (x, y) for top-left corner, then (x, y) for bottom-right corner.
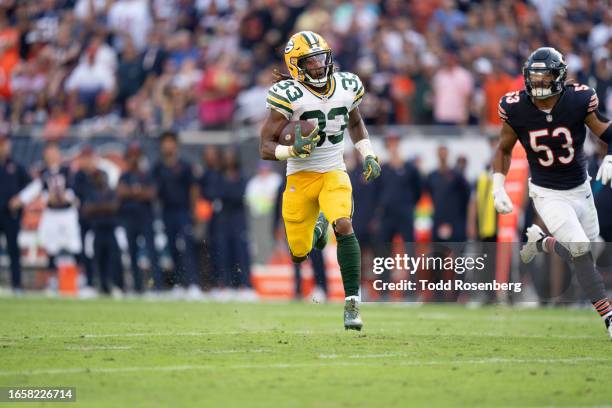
(336, 233), (361, 297)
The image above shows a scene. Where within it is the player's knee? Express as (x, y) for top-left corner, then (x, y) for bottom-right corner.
(289, 241), (311, 263)
(569, 241), (591, 258)
(291, 254), (308, 264)
(333, 217), (353, 236)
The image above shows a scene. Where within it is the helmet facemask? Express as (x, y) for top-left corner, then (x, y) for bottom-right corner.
(297, 51), (333, 88)
(524, 67), (566, 99)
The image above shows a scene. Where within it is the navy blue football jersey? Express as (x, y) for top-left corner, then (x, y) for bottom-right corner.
(498, 84), (599, 190)
(40, 165), (73, 208)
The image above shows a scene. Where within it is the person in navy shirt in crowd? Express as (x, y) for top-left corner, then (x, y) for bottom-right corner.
(1, 134), (30, 291)
(199, 145), (224, 289)
(426, 145), (471, 243)
(72, 144), (98, 290)
(348, 149), (379, 292)
(377, 132), (422, 244)
(152, 130), (202, 298)
(117, 142), (161, 292)
(215, 148), (255, 299)
(348, 150), (380, 252)
(426, 145), (471, 301)
(82, 169), (122, 295)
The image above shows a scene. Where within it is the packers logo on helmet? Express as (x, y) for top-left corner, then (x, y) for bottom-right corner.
(284, 31), (333, 88)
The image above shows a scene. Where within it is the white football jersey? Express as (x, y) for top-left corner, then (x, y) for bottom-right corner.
(266, 71), (365, 175)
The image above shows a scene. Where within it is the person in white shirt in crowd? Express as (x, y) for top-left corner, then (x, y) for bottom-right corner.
(10, 143), (81, 289)
(245, 161), (281, 263)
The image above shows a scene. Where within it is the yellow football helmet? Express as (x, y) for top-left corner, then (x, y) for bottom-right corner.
(284, 31), (333, 88)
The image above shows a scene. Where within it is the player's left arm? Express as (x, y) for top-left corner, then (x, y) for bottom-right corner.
(348, 107), (381, 182)
(584, 104), (612, 186)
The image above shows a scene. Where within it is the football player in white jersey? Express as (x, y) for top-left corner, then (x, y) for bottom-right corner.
(259, 31), (381, 330)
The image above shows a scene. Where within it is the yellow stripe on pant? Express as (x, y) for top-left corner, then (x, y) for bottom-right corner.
(282, 170), (352, 258)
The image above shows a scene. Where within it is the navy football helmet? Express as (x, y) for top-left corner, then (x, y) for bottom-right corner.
(523, 47), (567, 99)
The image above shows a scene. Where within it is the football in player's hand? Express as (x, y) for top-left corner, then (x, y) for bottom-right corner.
(278, 120), (317, 146)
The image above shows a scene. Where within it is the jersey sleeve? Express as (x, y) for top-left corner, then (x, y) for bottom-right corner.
(586, 87), (599, 114)
(266, 83), (294, 120)
(497, 96), (509, 122)
(350, 74), (365, 111)
(498, 93), (516, 123)
(567, 83), (599, 117)
(497, 91), (524, 131)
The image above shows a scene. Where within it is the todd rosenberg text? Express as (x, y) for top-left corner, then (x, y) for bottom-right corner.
(372, 279), (523, 293)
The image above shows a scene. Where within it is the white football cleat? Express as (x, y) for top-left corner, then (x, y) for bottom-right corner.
(520, 224), (547, 264)
(605, 315), (612, 340)
(344, 296), (363, 331)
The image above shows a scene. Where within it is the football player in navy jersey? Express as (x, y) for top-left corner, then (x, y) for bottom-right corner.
(492, 47), (612, 339)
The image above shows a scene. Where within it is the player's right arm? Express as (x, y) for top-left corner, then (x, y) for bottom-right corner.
(259, 109), (290, 161)
(492, 121), (519, 176)
(491, 100), (520, 214)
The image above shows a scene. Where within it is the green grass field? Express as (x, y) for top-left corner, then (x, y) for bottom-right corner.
(0, 298), (610, 407)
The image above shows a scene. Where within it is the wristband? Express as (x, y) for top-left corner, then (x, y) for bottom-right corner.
(600, 123), (612, 153)
(492, 173), (506, 192)
(274, 145), (294, 160)
(354, 139), (376, 159)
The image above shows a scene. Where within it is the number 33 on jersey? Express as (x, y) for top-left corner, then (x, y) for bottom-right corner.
(266, 71), (364, 175)
(498, 83), (599, 190)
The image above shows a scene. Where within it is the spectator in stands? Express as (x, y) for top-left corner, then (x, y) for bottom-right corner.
(477, 59), (516, 128)
(1, 134), (30, 291)
(234, 70), (274, 126)
(107, 0), (152, 51)
(432, 51), (474, 125)
(197, 54), (240, 129)
(0, 11), (20, 103)
(117, 38), (146, 116)
(152, 130), (202, 299)
(65, 45), (115, 118)
(82, 168), (122, 295)
(0, 0), (606, 132)
(117, 142), (161, 293)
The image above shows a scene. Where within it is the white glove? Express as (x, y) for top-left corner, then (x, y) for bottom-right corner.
(492, 173), (514, 214)
(596, 155), (612, 187)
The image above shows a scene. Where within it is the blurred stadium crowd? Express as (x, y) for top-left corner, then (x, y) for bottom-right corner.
(0, 0), (611, 301)
(0, 0), (608, 134)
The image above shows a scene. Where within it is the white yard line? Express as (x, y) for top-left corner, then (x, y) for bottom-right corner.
(0, 357), (609, 377)
(2, 329), (598, 341)
(3, 330), (326, 340)
(202, 349), (269, 354)
(64, 346), (133, 351)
